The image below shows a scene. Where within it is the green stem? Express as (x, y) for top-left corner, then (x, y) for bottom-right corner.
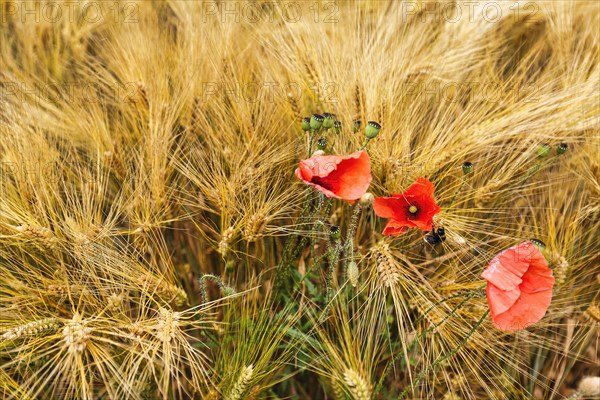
(412, 284), (486, 344)
(343, 204), (362, 280)
(308, 130), (315, 156)
(198, 274), (234, 302)
(520, 154), (561, 185)
(359, 138), (370, 150)
(325, 240), (342, 304)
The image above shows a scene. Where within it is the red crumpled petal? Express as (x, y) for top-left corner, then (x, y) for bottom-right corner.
(489, 288), (553, 331)
(404, 177), (436, 197)
(381, 220), (408, 236)
(482, 241), (555, 331)
(295, 151), (372, 201)
(373, 196), (403, 220)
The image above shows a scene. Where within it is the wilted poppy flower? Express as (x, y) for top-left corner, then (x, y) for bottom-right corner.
(295, 150), (372, 201)
(481, 241), (555, 331)
(373, 177), (441, 236)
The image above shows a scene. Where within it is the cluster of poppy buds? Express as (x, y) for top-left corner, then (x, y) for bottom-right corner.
(536, 143), (568, 157)
(301, 114), (381, 140)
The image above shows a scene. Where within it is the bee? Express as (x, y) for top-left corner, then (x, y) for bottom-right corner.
(424, 225), (446, 245)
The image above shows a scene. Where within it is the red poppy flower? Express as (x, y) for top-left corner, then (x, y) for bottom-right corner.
(295, 150), (372, 201)
(481, 241), (555, 331)
(372, 177), (441, 236)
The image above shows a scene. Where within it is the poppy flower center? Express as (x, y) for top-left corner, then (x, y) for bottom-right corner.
(408, 205), (418, 214)
(311, 176), (336, 191)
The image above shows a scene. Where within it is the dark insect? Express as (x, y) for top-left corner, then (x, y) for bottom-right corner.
(424, 226), (446, 245)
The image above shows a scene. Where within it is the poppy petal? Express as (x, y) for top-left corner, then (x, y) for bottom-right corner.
(490, 288), (553, 331)
(373, 197), (404, 220)
(486, 284), (520, 316)
(382, 220), (407, 236)
(481, 258), (523, 291)
(296, 151), (372, 201)
(404, 177), (436, 197)
(326, 151), (372, 200)
(483, 242), (555, 331)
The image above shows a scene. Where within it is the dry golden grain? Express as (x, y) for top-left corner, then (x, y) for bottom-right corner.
(343, 368), (371, 400)
(226, 364), (254, 400)
(552, 253), (570, 286)
(154, 308), (180, 343)
(62, 313), (92, 354)
(584, 303), (600, 324)
(1, 318), (59, 341)
(219, 226), (235, 255)
(244, 213), (267, 243)
(372, 243), (399, 288)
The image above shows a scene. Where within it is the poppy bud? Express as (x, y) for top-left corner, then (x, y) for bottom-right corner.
(352, 120), (361, 133)
(365, 121), (381, 139)
(462, 161), (473, 175)
(317, 137), (328, 151)
(322, 113), (335, 129)
(557, 143), (568, 155)
(330, 225), (341, 240)
(310, 114), (324, 130)
(536, 144), (551, 158)
(333, 120), (342, 134)
(301, 117), (311, 131)
(360, 192), (374, 206)
(529, 238), (545, 250)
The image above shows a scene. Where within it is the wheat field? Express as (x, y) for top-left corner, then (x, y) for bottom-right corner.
(0, 1), (599, 399)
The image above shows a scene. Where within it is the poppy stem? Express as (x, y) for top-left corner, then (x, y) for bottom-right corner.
(359, 138), (370, 150)
(307, 128), (323, 156)
(412, 284), (486, 342)
(325, 240), (342, 304)
(343, 204), (362, 282)
(447, 175), (468, 207)
(398, 309), (490, 399)
(308, 131), (315, 156)
(522, 154), (560, 184)
(274, 191), (320, 295)
(198, 274), (234, 303)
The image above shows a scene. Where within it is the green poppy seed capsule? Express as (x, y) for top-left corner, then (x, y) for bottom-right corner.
(333, 120), (342, 134)
(557, 143), (568, 155)
(322, 113), (335, 129)
(310, 114), (324, 130)
(330, 225), (341, 240)
(462, 161), (473, 175)
(301, 117), (311, 131)
(536, 144), (551, 158)
(352, 120), (362, 133)
(365, 121), (381, 139)
(317, 137), (328, 150)
(529, 238), (546, 250)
